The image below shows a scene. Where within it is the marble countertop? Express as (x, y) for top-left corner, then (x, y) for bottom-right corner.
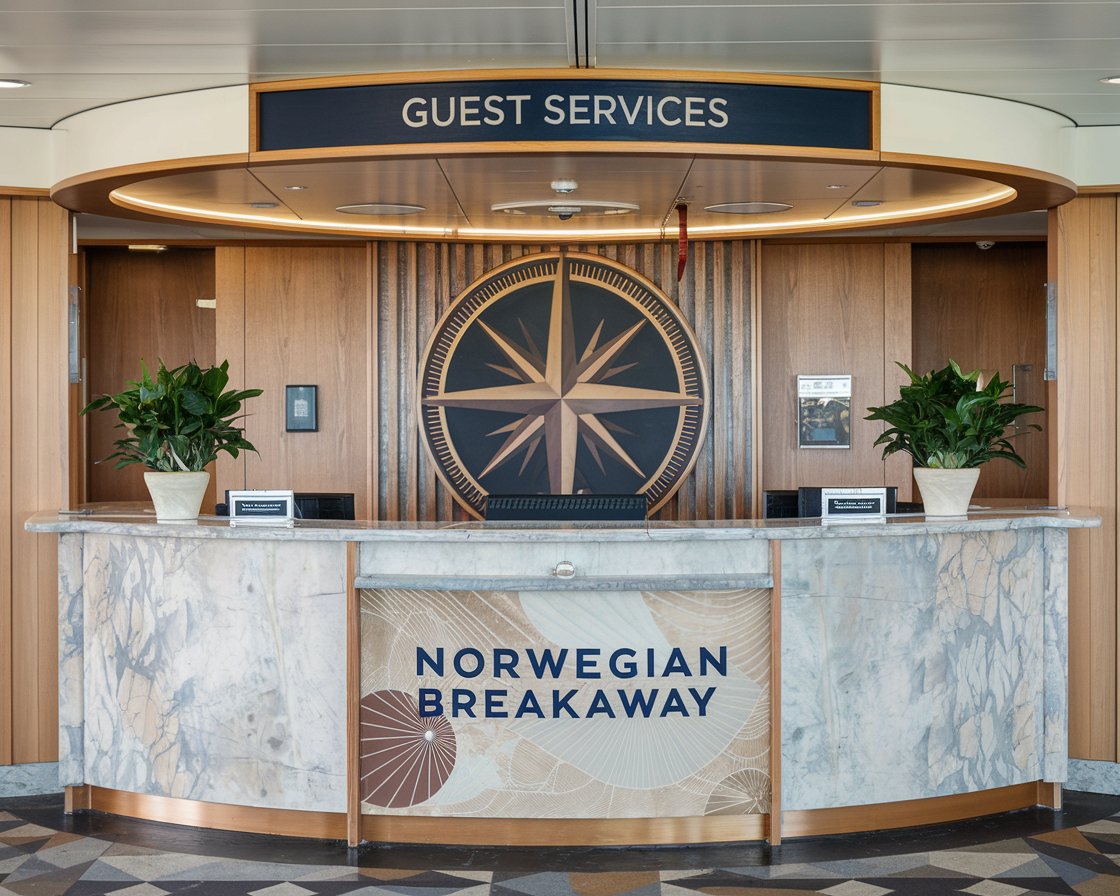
(25, 505), (1101, 543)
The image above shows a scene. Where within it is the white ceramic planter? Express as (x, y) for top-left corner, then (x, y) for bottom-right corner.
(144, 471), (210, 522)
(913, 467), (981, 517)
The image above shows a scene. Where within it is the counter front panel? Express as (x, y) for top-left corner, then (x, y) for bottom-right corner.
(359, 585), (771, 819)
(60, 533), (348, 813)
(782, 528), (1065, 811)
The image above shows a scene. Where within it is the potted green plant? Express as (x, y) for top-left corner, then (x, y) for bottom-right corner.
(82, 359), (262, 521)
(865, 360), (1042, 516)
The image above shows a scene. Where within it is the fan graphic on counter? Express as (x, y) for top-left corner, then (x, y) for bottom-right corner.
(417, 252), (710, 518)
(359, 689), (457, 808)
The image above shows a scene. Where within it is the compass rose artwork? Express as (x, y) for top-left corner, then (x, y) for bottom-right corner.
(418, 252), (710, 518)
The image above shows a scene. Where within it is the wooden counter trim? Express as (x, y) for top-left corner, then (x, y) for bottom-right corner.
(82, 786), (348, 839)
(249, 66), (881, 97)
(360, 813), (768, 846)
(50, 153), (250, 220)
(1038, 781), (1062, 810)
(247, 140), (880, 167)
(769, 540), (782, 845)
(65, 784), (91, 813)
(345, 542), (361, 847)
(782, 782), (1056, 838)
(0, 186), (49, 198)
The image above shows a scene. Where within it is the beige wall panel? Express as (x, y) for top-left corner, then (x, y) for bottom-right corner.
(1054, 196), (1118, 761)
(911, 242), (1049, 500)
(241, 248), (370, 510)
(760, 243), (907, 492)
(0, 199), (10, 765)
(85, 248), (216, 504)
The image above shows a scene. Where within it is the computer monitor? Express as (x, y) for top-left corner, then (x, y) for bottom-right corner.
(484, 494), (648, 521)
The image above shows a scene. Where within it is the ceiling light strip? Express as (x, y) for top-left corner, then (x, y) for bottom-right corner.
(111, 186), (1016, 242)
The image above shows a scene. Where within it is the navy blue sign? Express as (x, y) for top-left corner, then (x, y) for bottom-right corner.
(256, 78), (873, 152)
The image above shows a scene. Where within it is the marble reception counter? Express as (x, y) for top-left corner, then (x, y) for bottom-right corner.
(27, 508), (1097, 846)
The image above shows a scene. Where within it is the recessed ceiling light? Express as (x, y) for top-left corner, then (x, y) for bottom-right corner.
(336, 203), (426, 216)
(826, 184), (847, 190)
(551, 179), (578, 194)
(284, 185), (308, 191)
(852, 200), (882, 207)
(0, 79), (30, 89)
(491, 199), (639, 217)
(705, 202), (793, 215)
(1100, 76), (1120, 85)
(250, 201), (278, 209)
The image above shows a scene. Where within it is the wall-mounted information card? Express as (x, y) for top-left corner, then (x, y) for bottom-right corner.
(797, 374), (852, 449)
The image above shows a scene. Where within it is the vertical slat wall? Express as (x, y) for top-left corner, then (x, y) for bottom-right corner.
(216, 240), (755, 522)
(1053, 196), (1119, 761)
(0, 197), (68, 765)
(371, 240), (754, 522)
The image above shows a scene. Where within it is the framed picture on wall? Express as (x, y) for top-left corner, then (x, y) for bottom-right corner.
(285, 384), (318, 432)
(797, 375), (851, 449)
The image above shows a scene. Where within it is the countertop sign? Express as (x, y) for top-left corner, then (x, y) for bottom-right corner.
(255, 77), (874, 152)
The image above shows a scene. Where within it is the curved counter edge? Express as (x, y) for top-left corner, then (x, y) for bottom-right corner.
(25, 506), (1101, 542)
(29, 508), (1098, 846)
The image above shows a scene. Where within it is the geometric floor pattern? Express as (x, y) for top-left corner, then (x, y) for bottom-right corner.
(3, 799), (1120, 895)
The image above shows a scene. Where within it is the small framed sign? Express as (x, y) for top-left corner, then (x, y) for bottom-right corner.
(228, 489), (295, 527)
(285, 384), (318, 432)
(797, 374), (851, 449)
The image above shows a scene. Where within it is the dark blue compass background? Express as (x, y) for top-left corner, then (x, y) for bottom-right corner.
(440, 270), (687, 497)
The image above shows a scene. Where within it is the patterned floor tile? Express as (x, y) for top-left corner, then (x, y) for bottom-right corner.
(88, 853), (224, 881)
(960, 881), (1030, 896)
(568, 870), (660, 896)
(930, 852), (1042, 878)
(246, 884), (318, 896)
(819, 881), (894, 896)
(1068, 878), (1120, 896)
(103, 885), (173, 896)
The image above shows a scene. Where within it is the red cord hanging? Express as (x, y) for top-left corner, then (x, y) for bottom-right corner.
(676, 202), (688, 281)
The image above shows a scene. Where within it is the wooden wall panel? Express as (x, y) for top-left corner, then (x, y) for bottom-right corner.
(215, 247), (246, 495)
(85, 248), (216, 504)
(1054, 196), (1119, 761)
(213, 241), (754, 523)
(236, 248), (371, 511)
(7, 198), (68, 763)
(912, 242), (1049, 500)
(759, 243), (913, 493)
(0, 199), (10, 765)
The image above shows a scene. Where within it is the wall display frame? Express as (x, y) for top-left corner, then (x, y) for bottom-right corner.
(286, 384), (318, 432)
(797, 375), (851, 449)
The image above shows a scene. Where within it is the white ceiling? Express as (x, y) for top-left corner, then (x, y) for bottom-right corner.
(1, 0), (1119, 130)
